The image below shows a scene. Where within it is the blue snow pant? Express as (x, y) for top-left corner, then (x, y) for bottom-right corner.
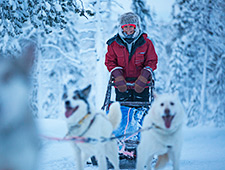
(112, 106), (149, 141)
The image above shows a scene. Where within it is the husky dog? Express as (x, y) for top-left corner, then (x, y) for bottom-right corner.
(0, 44), (39, 170)
(137, 92), (185, 170)
(63, 85), (121, 170)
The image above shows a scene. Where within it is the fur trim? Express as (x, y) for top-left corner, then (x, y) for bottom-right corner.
(118, 12), (141, 39)
(110, 67), (123, 73)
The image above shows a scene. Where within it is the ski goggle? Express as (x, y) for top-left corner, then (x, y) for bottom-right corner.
(121, 24), (136, 29)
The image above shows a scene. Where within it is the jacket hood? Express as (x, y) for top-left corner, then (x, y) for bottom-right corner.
(118, 12), (141, 39)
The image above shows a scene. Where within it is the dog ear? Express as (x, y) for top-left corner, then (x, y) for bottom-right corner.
(82, 85), (91, 98)
(62, 85), (68, 100)
(63, 85), (67, 93)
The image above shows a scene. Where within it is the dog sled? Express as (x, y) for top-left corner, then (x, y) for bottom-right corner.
(100, 75), (155, 169)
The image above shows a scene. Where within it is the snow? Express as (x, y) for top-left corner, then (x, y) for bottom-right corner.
(0, 0), (224, 170)
(37, 119), (225, 170)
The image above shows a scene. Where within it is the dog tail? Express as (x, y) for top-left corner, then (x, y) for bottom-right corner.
(155, 153), (169, 169)
(107, 102), (122, 130)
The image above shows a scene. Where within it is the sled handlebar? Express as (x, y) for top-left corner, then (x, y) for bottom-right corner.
(111, 82), (153, 87)
(101, 75), (155, 111)
(126, 83), (135, 86)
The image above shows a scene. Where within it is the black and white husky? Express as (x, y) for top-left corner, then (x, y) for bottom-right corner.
(0, 44), (39, 170)
(63, 85), (121, 170)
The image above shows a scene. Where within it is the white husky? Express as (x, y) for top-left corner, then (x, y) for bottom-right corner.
(62, 85), (121, 170)
(137, 92), (185, 170)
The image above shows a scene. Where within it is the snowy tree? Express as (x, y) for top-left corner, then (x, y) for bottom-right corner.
(0, 1), (95, 118)
(28, 0), (127, 117)
(0, 0), (94, 37)
(32, 0), (126, 117)
(72, 0), (127, 109)
(32, 9), (91, 118)
(170, 0), (225, 126)
(209, 54), (225, 127)
(131, 0), (153, 32)
(0, 0), (98, 118)
(204, 0), (225, 127)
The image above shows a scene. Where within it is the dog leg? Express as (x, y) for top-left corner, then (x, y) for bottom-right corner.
(81, 152), (91, 169)
(173, 160), (180, 170)
(145, 155), (154, 170)
(73, 144), (83, 170)
(95, 145), (107, 170)
(137, 143), (153, 170)
(96, 154), (107, 170)
(155, 153), (169, 170)
(169, 149), (180, 170)
(105, 141), (119, 170)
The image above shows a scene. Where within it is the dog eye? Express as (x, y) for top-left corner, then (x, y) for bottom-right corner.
(160, 103), (164, 106)
(62, 93), (68, 99)
(73, 95), (78, 100)
(170, 102), (174, 106)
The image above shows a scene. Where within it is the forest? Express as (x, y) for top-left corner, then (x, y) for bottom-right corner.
(0, 0), (224, 127)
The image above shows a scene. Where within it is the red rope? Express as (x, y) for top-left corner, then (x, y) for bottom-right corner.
(40, 135), (92, 143)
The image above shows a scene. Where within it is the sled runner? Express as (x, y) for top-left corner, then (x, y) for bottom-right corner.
(100, 75), (155, 169)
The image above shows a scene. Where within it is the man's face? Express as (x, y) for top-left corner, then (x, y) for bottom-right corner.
(122, 24), (135, 35)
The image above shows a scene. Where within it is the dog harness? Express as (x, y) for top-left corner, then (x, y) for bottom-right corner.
(78, 114), (97, 137)
(66, 113), (101, 138)
(151, 122), (183, 149)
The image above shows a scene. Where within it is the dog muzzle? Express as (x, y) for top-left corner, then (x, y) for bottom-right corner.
(162, 114), (175, 129)
(65, 106), (79, 118)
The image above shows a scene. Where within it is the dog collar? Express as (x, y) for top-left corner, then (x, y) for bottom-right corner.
(79, 113), (98, 137)
(66, 112), (92, 137)
(152, 123), (164, 130)
(78, 113), (91, 125)
(151, 123), (174, 149)
(152, 122), (182, 135)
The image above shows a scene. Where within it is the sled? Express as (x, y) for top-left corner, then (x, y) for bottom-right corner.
(101, 75), (155, 111)
(100, 75), (155, 169)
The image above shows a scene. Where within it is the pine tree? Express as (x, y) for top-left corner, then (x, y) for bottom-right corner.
(211, 54), (225, 127)
(131, 0), (153, 32)
(204, 0), (225, 126)
(0, 0), (95, 118)
(170, 0), (225, 126)
(33, 9), (88, 118)
(0, 0), (94, 37)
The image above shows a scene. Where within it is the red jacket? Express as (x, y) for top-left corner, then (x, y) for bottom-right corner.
(105, 33), (158, 82)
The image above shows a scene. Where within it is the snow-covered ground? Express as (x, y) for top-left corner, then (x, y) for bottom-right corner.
(37, 119), (225, 170)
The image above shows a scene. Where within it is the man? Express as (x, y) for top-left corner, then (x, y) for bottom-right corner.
(105, 12), (158, 102)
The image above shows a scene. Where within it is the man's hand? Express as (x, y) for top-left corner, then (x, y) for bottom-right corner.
(111, 68), (127, 92)
(134, 67), (152, 93)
